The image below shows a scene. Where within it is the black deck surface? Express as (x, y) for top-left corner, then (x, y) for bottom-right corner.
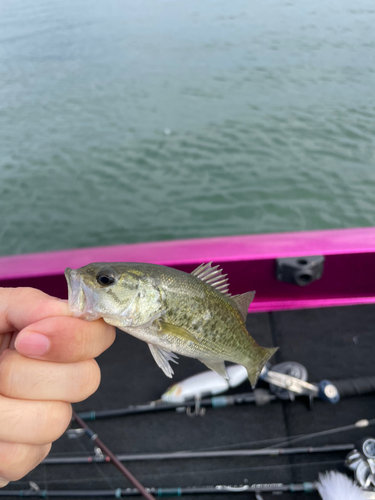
(5, 304), (375, 499)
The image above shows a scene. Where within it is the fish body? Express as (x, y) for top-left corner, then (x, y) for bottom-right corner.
(65, 262), (277, 386)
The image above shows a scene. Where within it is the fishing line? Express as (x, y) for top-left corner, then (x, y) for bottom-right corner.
(70, 418), (115, 492)
(216, 419), (375, 453)
(48, 433), (303, 458)
(35, 415), (374, 494)
(47, 417), (374, 462)
(133, 459), (345, 479)
(72, 411), (155, 500)
(37, 458), (345, 485)
(260, 418), (375, 451)
(160, 432), (333, 453)
(10, 460), (342, 497)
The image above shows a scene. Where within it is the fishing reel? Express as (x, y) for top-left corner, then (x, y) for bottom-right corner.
(265, 361), (308, 401)
(262, 361), (340, 407)
(346, 437), (375, 490)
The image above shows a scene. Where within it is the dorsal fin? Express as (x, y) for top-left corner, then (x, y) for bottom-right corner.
(232, 291), (255, 321)
(191, 262), (231, 296)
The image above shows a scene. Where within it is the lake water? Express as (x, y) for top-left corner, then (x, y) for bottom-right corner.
(1, 0), (375, 256)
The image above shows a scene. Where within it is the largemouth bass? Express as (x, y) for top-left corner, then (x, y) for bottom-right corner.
(65, 262), (277, 387)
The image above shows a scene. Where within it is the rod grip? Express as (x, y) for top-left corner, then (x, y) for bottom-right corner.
(332, 376), (375, 398)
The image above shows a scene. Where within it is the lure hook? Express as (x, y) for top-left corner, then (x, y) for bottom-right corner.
(186, 396), (206, 417)
(28, 481), (40, 492)
(94, 446), (105, 459)
(66, 428), (85, 439)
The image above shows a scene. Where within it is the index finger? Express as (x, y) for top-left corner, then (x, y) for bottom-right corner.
(0, 288), (71, 334)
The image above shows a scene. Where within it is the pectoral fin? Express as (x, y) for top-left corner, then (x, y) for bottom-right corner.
(148, 344), (179, 378)
(158, 321), (201, 344)
(199, 359), (229, 380)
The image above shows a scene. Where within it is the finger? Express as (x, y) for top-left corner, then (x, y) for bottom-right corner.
(0, 477), (8, 488)
(0, 288), (70, 335)
(15, 316), (116, 362)
(0, 350), (101, 402)
(0, 441), (51, 482)
(0, 395), (72, 445)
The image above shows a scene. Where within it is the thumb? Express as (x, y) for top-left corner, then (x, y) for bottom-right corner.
(0, 287), (71, 355)
(0, 288), (71, 333)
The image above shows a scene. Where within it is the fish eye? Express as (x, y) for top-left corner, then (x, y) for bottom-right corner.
(96, 270), (115, 287)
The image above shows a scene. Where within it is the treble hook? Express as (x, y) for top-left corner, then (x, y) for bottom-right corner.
(28, 482), (40, 492)
(94, 446), (105, 459)
(186, 396), (206, 417)
(66, 428), (85, 439)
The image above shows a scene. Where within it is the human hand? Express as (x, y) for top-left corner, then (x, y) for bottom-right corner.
(0, 287), (116, 487)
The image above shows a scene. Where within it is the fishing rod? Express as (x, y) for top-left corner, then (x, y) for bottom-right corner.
(71, 411), (155, 500)
(76, 391), (276, 421)
(4, 435), (375, 499)
(48, 418), (375, 467)
(0, 482), (326, 497)
(1, 476), (374, 498)
(43, 443), (355, 465)
(76, 362), (375, 421)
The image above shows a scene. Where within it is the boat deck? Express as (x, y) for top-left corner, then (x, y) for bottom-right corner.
(5, 303), (375, 499)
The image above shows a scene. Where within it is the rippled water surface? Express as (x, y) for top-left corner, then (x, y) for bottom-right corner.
(1, 0), (375, 256)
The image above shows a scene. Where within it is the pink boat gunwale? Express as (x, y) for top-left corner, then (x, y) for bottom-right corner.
(0, 227), (374, 313)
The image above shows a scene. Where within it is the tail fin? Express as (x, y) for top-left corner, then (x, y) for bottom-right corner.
(245, 346), (278, 389)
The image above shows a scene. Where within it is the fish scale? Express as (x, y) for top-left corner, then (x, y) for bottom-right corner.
(65, 262), (277, 386)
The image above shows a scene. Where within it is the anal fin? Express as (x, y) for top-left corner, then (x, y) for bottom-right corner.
(148, 344), (179, 378)
(199, 359), (228, 380)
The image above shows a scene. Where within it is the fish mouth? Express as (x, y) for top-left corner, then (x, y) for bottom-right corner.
(64, 268), (87, 317)
(65, 267), (102, 321)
